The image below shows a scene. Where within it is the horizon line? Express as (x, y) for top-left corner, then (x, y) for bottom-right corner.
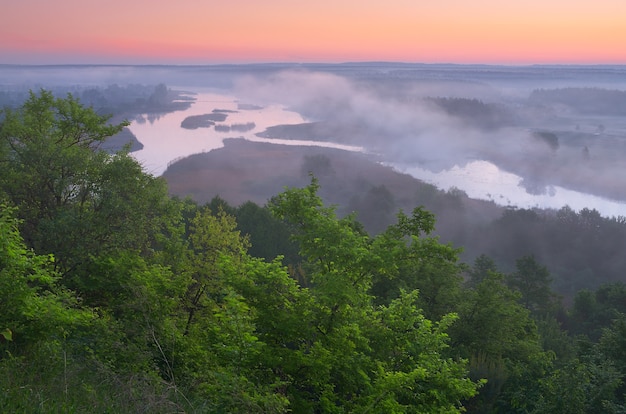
(2, 61), (626, 68)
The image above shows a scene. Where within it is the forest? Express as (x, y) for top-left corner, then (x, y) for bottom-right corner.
(529, 87), (626, 116)
(164, 140), (626, 300)
(2, 90), (626, 413)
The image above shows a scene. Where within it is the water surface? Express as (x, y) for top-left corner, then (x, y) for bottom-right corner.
(130, 92), (361, 176)
(393, 160), (626, 217)
(129, 91), (626, 218)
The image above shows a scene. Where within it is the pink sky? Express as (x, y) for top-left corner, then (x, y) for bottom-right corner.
(2, 0), (625, 64)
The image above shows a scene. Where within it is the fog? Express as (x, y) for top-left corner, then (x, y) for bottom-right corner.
(231, 67), (626, 210)
(2, 63), (626, 215)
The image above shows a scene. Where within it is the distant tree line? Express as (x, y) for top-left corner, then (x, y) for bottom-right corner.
(0, 83), (192, 119)
(425, 97), (517, 130)
(529, 87), (626, 115)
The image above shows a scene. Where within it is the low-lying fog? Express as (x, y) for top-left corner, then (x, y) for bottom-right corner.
(2, 64), (626, 216)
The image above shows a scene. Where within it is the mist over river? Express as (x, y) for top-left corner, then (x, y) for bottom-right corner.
(129, 91), (626, 218)
(391, 160), (626, 217)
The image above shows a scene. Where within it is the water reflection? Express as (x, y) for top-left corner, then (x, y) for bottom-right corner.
(129, 92), (362, 176)
(129, 91), (625, 218)
(392, 160), (626, 217)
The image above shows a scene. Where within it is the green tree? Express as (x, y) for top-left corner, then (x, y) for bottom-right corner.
(467, 254), (499, 287)
(531, 359), (619, 414)
(450, 272), (545, 412)
(592, 315), (626, 408)
(362, 290), (480, 413)
(182, 207), (249, 336)
(0, 89), (181, 294)
(508, 255), (558, 315)
(234, 200), (300, 265)
(0, 90), (126, 245)
(452, 272), (538, 361)
(266, 178), (480, 412)
(162, 206), (289, 412)
(0, 90), (202, 412)
(568, 282), (626, 341)
(371, 205), (465, 319)
(0, 204), (93, 350)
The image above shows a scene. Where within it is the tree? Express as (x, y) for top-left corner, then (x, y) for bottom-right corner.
(507, 255), (558, 315)
(593, 315), (626, 408)
(0, 90), (126, 244)
(0, 204), (93, 350)
(531, 358), (622, 414)
(467, 254), (499, 287)
(234, 200), (300, 265)
(182, 207), (249, 336)
(0, 206), (190, 412)
(362, 290), (480, 413)
(370, 205), (465, 319)
(0, 90), (181, 288)
(449, 271), (545, 411)
(452, 273), (538, 360)
(569, 282), (626, 341)
(266, 178), (480, 412)
(0, 90), (202, 411)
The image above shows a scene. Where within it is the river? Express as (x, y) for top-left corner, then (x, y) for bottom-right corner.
(129, 91), (362, 176)
(129, 91), (626, 218)
(391, 160), (626, 218)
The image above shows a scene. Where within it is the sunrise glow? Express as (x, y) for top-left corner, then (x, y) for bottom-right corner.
(2, 0), (625, 64)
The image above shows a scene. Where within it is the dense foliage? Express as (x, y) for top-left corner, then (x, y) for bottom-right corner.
(1, 90), (626, 412)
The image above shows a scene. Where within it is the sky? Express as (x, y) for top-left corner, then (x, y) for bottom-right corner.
(2, 0), (626, 65)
